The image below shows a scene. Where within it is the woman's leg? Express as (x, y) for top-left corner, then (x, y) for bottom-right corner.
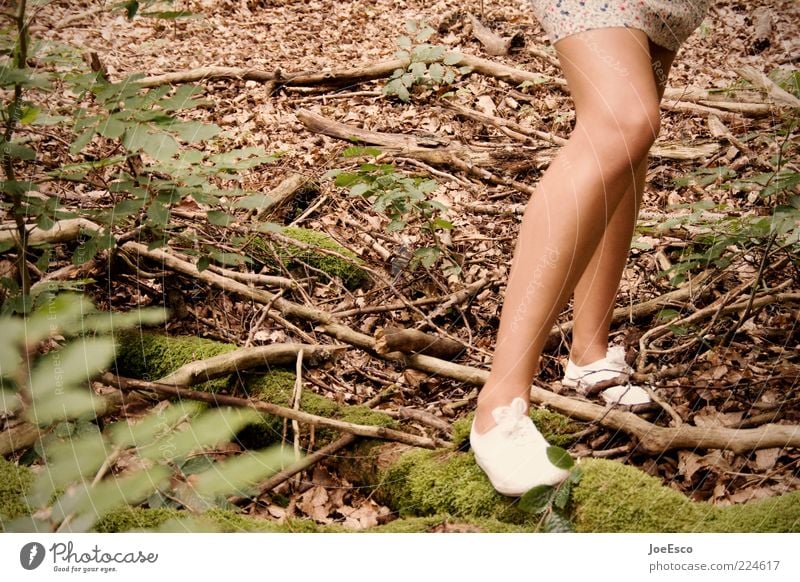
(569, 43), (677, 366)
(475, 28), (662, 432)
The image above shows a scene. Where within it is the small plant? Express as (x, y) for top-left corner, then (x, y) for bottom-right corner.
(324, 147), (459, 273)
(384, 20), (470, 102)
(518, 446), (581, 532)
(0, 294), (293, 532)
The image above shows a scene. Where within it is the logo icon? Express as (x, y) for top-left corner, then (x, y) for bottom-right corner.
(20, 542), (46, 570)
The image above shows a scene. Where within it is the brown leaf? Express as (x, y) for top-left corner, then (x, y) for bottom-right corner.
(753, 447), (781, 472)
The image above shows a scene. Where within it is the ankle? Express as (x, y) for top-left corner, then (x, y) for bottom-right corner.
(474, 389), (529, 434)
(569, 343), (609, 366)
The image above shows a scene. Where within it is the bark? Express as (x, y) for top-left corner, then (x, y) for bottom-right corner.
(374, 326), (464, 360)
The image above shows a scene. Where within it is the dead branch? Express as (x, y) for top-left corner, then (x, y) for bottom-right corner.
(545, 270), (714, 348)
(157, 343), (349, 387)
(0, 218), (103, 246)
(255, 173), (314, 219)
(468, 14), (519, 56)
(375, 326), (464, 360)
(0, 389), (148, 456)
(384, 407), (453, 436)
(401, 354), (800, 454)
(738, 65), (800, 109)
(138, 66), (276, 89)
(99, 373), (440, 449)
(752, 7), (773, 53)
(92, 236), (800, 455)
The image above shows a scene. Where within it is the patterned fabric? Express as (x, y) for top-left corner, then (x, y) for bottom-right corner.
(530, 0), (712, 52)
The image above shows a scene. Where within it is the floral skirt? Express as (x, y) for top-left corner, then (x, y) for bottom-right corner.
(530, 1), (712, 52)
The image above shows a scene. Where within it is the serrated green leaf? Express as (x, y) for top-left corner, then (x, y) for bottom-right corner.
(349, 182), (371, 197)
(553, 480), (572, 510)
(428, 62), (444, 82)
(546, 445), (574, 470)
(234, 194), (273, 210)
(543, 509), (574, 533)
(0, 140), (36, 161)
(139, 407), (261, 461)
(174, 121), (221, 143)
(443, 52), (463, 65)
(416, 25), (435, 43)
(19, 106), (40, 125)
(28, 338), (116, 401)
(207, 210), (234, 227)
(109, 401), (203, 449)
(72, 238), (98, 265)
(122, 123), (148, 153)
(431, 218), (453, 230)
(192, 446), (295, 498)
(30, 432), (109, 505)
(142, 132), (179, 161)
(147, 202), (170, 226)
(518, 484), (555, 514)
(96, 115), (126, 139)
(197, 255), (210, 272)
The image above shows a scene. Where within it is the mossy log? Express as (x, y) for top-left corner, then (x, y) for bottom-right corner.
(337, 440), (800, 532)
(247, 227), (368, 289)
(114, 333), (398, 450)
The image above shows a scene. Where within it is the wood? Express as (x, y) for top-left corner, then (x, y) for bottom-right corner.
(738, 65), (800, 109)
(0, 218), (103, 246)
(752, 8), (773, 53)
(255, 173), (313, 219)
(157, 343), (349, 387)
(374, 326), (464, 360)
(469, 14), (517, 56)
(99, 373), (440, 449)
(0, 389), (146, 456)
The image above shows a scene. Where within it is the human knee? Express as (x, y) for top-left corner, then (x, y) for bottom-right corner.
(581, 99), (661, 160)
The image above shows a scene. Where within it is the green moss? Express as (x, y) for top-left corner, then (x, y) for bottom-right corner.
(368, 514), (531, 533)
(370, 445), (528, 523)
(572, 459), (800, 532)
(95, 506), (342, 532)
(250, 227), (368, 289)
(114, 332), (236, 392)
(0, 457), (33, 527)
(344, 444), (800, 533)
(242, 371), (397, 448)
(94, 507), (185, 532)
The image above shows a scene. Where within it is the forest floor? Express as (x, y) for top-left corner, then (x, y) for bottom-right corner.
(11, 0), (800, 528)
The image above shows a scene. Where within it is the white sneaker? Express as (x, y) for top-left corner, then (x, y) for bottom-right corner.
(562, 345), (651, 406)
(470, 398), (570, 496)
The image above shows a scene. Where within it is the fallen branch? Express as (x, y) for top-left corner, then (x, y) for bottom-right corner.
(0, 218), (103, 247)
(0, 389), (147, 457)
(545, 270), (714, 348)
(157, 343), (349, 387)
(99, 373), (440, 449)
(401, 354), (800, 454)
(738, 65), (800, 109)
(115, 240), (800, 454)
(469, 14), (521, 56)
(375, 326), (464, 360)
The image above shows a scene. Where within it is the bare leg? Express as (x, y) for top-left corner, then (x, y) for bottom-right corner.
(570, 43), (677, 365)
(475, 28), (662, 432)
